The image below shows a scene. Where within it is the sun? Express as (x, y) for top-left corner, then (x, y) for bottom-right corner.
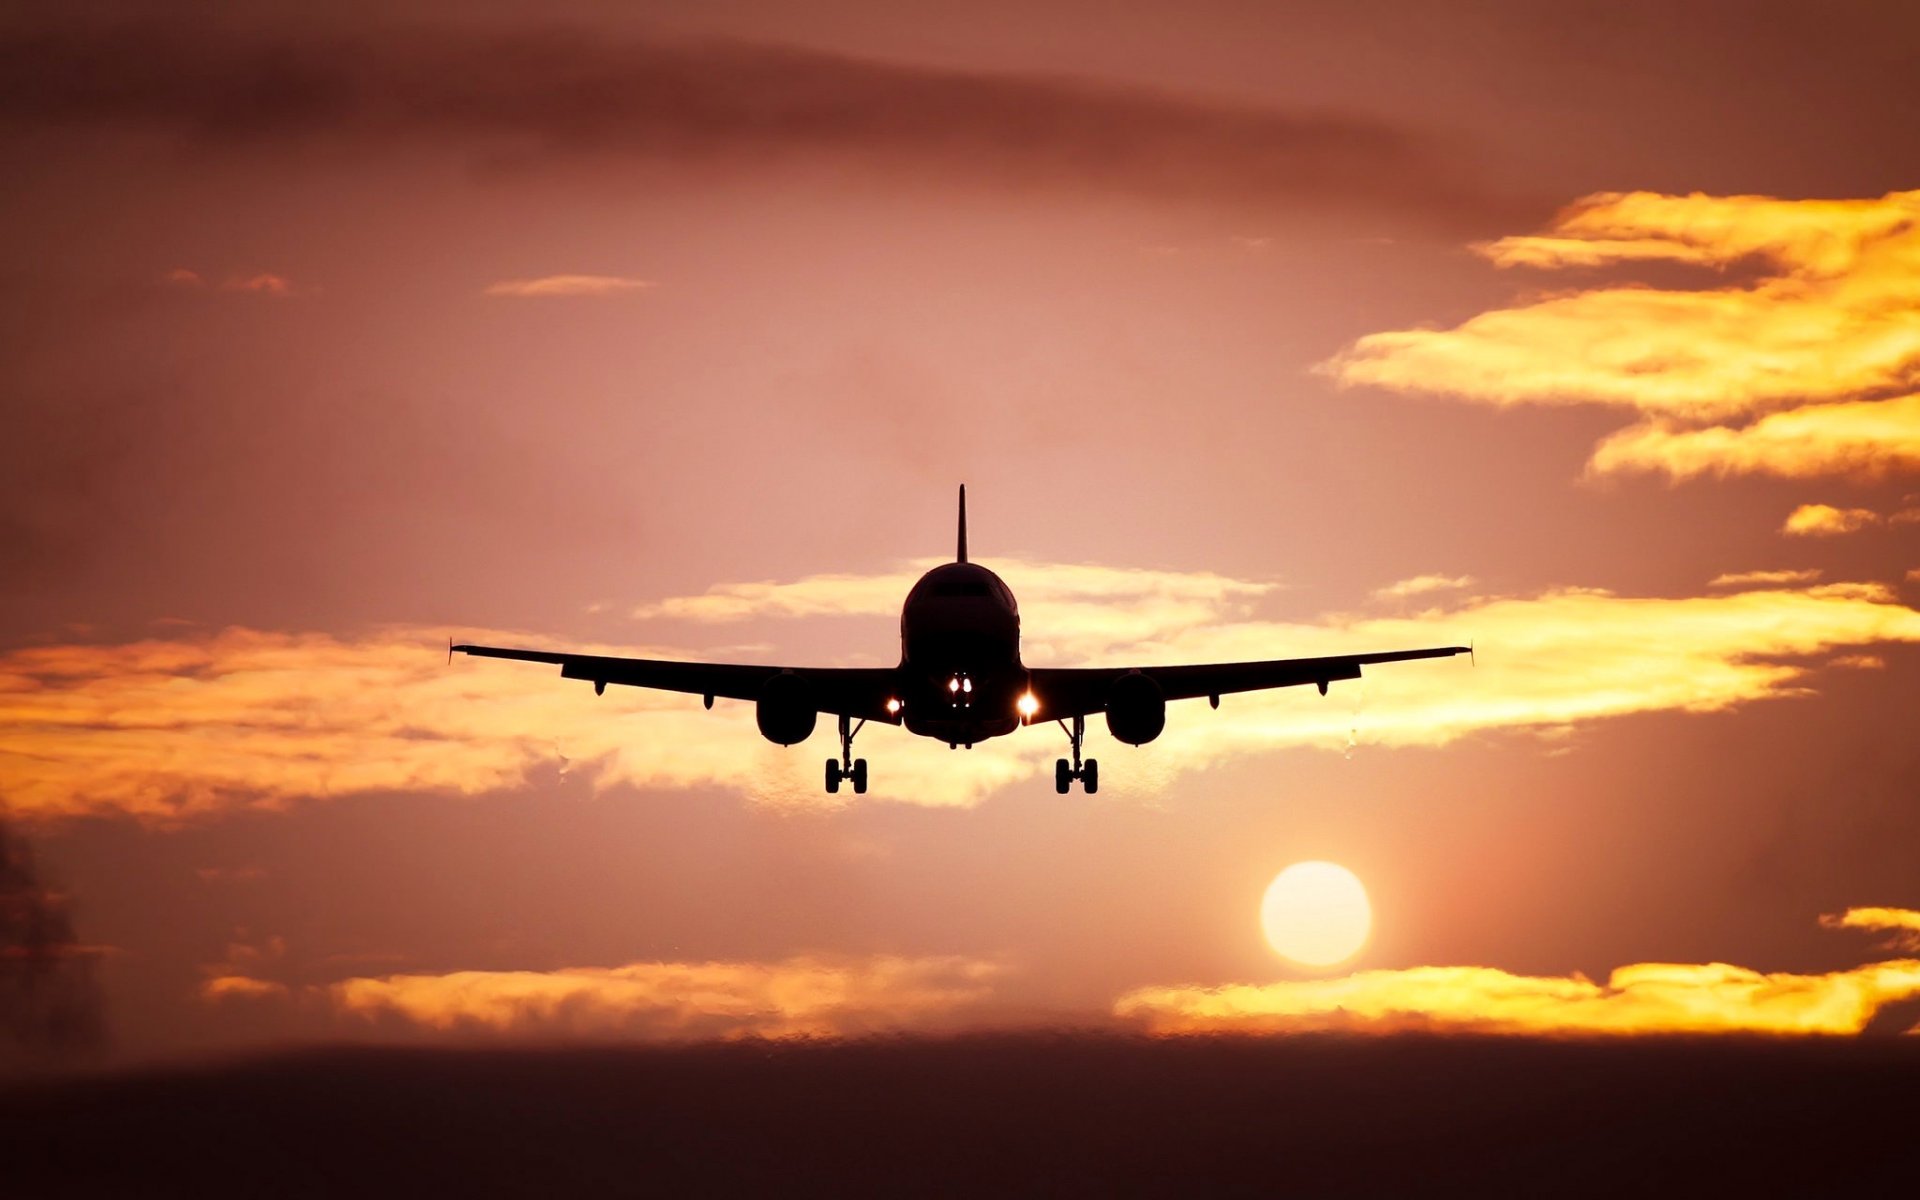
(1260, 861), (1372, 968)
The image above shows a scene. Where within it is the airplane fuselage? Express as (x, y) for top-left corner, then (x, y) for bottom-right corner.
(897, 561), (1027, 746)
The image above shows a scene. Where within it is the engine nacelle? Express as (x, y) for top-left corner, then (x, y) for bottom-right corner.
(755, 672), (817, 745)
(1104, 672), (1166, 745)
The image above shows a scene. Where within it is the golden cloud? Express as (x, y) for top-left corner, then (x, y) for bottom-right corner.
(482, 274), (654, 298)
(330, 954), (1001, 1040)
(1781, 504), (1880, 537)
(1708, 568), (1822, 588)
(1321, 189), (1920, 480)
(1115, 960), (1920, 1037)
(5, 564), (1920, 820)
(1117, 909), (1920, 1037)
(1821, 906), (1920, 952)
(1590, 394), (1920, 481)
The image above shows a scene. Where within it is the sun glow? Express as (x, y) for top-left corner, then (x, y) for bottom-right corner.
(1261, 862), (1371, 968)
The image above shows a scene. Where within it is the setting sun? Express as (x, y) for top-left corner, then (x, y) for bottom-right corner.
(1261, 862), (1372, 968)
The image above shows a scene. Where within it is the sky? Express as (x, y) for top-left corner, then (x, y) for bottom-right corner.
(4, 0), (1920, 1069)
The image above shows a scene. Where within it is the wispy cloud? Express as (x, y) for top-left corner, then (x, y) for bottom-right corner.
(1708, 568), (1822, 588)
(1821, 906), (1920, 952)
(1781, 504), (1881, 537)
(0, 21), (1502, 227)
(220, 273), (295, 296)
(1591, 393), (1920, 480)
(330, 955), (1002, 1040)
(1321, 189), (1920, 481)
(5, 565), (1919, 820)
(161, 268), (298, 295)
(1117, 910), (1920, 1037)
(1371, 574), (1475, 601)
(200, 975), (288, 1002)
(482, 275), (653, 298)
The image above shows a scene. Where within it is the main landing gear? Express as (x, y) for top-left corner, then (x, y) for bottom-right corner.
(1054, 714), (1098, 794)
(825, 713), (868, 795)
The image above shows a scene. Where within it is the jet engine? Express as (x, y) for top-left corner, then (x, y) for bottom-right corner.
(1104, 672), (1166, 745)
(755, 672), (817, 745)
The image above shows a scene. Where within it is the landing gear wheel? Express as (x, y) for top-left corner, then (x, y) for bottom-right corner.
(1082, 758), (1099, 794)
(828, 714), (871, 796)
(1055, 758), (1072, 794)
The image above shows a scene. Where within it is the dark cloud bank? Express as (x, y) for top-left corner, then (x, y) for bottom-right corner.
(0, 19), (1510, 228)
(0, 820), (104, 1070)
(3, 1034), (1913, 1195)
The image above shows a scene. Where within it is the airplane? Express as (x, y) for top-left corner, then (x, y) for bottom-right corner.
(452, 487), (1469, 795)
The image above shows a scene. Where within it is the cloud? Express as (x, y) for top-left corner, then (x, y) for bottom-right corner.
(1116, 959), (1920, 1037)
(1590, 393), (1920, 481)
(0, 20), (1500, 225)
(200, 976), (288, 1003)
(1708, 568), (1822, 588)
(1371, 574), (1475, 601)
(330, 954), (1001, 1040)
(634, 557), (1281, 663)
(482, 275), (653, 298)
(219, 273), (294, 296)
(5, 565), (1920, 821)
(1821, 907), (1920, 952)
(1781, 504), (1880, 537)
(161, 268), (297, 295)
(1320, 189), (1920, 480)
(1117, 910), (1920, 1037)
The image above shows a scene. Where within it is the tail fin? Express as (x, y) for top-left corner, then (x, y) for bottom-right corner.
(956, 484), (968, 563)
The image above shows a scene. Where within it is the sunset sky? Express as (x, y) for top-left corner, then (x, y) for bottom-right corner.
(5, 0), (1920, 1068)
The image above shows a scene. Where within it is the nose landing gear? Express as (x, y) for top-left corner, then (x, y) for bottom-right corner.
(1054, 713), (1098, 794)
(824, 713), (868, 795)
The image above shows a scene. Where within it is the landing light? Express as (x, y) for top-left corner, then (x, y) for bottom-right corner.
(948, 678), (960, 693)
(1016, 692), (1039, 719)
(962, 677), (973, 694)
(886, 698), (902, 714)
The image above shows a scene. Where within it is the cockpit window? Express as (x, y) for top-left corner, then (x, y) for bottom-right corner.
(935, 580), (994, 597)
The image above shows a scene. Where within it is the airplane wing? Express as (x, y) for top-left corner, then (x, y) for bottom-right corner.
(1025, 646), (1468, 720)
(450, 644), (902, 723)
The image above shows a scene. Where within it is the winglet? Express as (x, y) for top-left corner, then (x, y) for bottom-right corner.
(1469, 640), (1476, 666)
(447, 636), (454, 665)
(956, 484), (968, 563)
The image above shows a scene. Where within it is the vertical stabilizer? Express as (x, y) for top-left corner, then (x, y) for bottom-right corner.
(956, 484), (968, 563)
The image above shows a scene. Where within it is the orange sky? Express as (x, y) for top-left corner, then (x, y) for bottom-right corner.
(4, 0), (1919, 1067)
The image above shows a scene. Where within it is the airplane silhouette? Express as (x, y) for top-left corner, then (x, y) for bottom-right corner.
(453, 487), (1468, 794)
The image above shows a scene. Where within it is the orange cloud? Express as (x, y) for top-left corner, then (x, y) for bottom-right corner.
(330, 955), (1001, 1040)
(200, 975), (288, 1002)
(482, 274), (653, 298)
(5, 567), (1920, 821)
(1321, 189), (1920, 480)
(220, 273), (295, 295)
(1781, 504), (1880, 537)
(1821, 907), (1920, 952)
